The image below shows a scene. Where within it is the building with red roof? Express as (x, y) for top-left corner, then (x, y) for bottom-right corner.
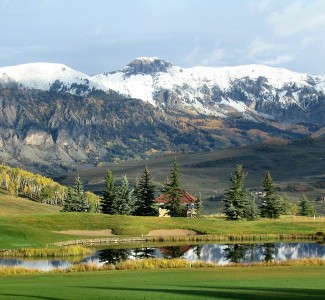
(155, 189), (197, 217)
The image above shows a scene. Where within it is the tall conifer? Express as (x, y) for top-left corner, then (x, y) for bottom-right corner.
(134, 166), (158, 216)
(224, 165), (247, 220)
(164, 158), (183, 217)
(101, 170), (116, 214)
(260, 171), (281, 218)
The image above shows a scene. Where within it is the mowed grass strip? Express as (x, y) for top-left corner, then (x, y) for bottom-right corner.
(0, 266), (325, 299)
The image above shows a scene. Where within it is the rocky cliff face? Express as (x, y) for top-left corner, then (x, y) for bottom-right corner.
(0, 88), (314, 175)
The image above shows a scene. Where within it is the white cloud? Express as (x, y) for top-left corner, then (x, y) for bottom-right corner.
(259, 54), (294, 66)
(244, 37), (294, 67)
(247, 38), (283, 58)
(268, 0), (325, 36)
(184, 46), (226, 66)
(202, 48), (226, 65)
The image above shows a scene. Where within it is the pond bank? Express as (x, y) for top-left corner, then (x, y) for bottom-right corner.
(53, 232), (324, 246)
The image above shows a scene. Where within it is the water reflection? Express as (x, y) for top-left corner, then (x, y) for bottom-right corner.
(263, 243), (276, 262)
(0, 242), (324, 270)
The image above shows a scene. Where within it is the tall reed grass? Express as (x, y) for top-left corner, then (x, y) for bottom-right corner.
(1, 257), (324, 276)
(0, 245), (92, 258)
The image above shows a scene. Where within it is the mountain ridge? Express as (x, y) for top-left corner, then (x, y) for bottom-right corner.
(2, 57), (324, 124)
(0, 58), (324, 174)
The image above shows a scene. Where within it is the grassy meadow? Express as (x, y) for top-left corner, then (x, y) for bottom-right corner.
(1, 266), (325, 299)
(55, 137), (325, 214)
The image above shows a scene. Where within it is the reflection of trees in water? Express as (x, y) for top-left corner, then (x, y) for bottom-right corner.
(263, 243), (276, 262)
(132, 248), (156, 259)
(98, 249), (130, 265)
(159, 245), (194, 259)
(98, 248), (156, 264)
(193, 245), (203, 259)
(224, 244), (248, 263)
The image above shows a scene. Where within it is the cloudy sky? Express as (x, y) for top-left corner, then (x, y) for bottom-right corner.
(0, 0), (324, 75)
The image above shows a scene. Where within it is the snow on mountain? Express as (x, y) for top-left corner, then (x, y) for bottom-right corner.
(92, 57), (325, 118)
(0, 62), (107, 96)
(1, 58), (324, 120)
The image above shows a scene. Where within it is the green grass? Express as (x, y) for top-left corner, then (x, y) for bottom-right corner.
(0, 190), (60, 216)
(0, 266), (325, 299)
(0, 213), (324, 249)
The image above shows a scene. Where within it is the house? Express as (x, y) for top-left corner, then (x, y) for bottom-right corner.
(155, 190), (197, 217)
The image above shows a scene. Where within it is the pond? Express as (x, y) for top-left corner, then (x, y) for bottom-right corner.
(1, 242), (324, 271)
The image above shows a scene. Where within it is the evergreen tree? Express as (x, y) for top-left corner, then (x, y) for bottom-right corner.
(278, 194), (294, 215)
(260, 171), (281, 218)
(114, 175), (134, 215)
(243, 193), (259, 220)
(298, 194), (316, 216)
(62, 176), (88, 212)
(134, 166), (158, 216)
(223, 165), (247, 220)
(194, 193), (203, 217)
(163, 158), (183, 217)
(71, 175), (88, 212)
(100, 170), (117, 214)
(62, 186), (74, 212)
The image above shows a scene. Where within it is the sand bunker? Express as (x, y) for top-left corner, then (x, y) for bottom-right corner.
(146, 229), (197, 236)
(55, 229), (113, 236)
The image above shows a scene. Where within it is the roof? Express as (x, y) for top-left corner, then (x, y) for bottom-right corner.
(155, 190), (197, 204)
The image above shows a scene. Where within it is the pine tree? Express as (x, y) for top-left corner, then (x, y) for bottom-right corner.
(62, 186), (74, 212)
(62, 176), (88, 212)
(278, 194), (293, 215)
(134, 166), (158, 216)
(260, 171), (281, 218)
(100, 170), (116, 214)
(71, 175), (88, 212)
(298, 194), (316, 216)
(194, 193), (203, 217)
(115, 175), (134, 215)
(164, 158), (183, 217)
(223, 165), (247, 220)
(243, 193), (259, 220)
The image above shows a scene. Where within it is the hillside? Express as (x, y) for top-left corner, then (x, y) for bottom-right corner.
(0, 189), (60, 216)
(55, 137), (325, 214)
(0, 88), (313, 175)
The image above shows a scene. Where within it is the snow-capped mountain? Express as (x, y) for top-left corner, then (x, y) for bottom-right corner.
(93, 57), (325, 122)
(0, 62), (107, 96)
(1, 58), (324, 123)
(0, 58), (325, 174)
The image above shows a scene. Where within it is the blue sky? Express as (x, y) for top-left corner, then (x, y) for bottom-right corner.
(0, 0), (324, 75)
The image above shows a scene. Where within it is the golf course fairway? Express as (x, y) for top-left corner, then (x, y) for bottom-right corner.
(1, 266), (325, 299)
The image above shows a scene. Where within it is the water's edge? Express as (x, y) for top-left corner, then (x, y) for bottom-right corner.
(54, 233), (324, 246)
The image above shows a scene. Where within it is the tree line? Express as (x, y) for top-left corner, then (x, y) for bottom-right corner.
(0, 162), (315, 219)
(224, 165), (316, 220)
(65, 159), (202, 217)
